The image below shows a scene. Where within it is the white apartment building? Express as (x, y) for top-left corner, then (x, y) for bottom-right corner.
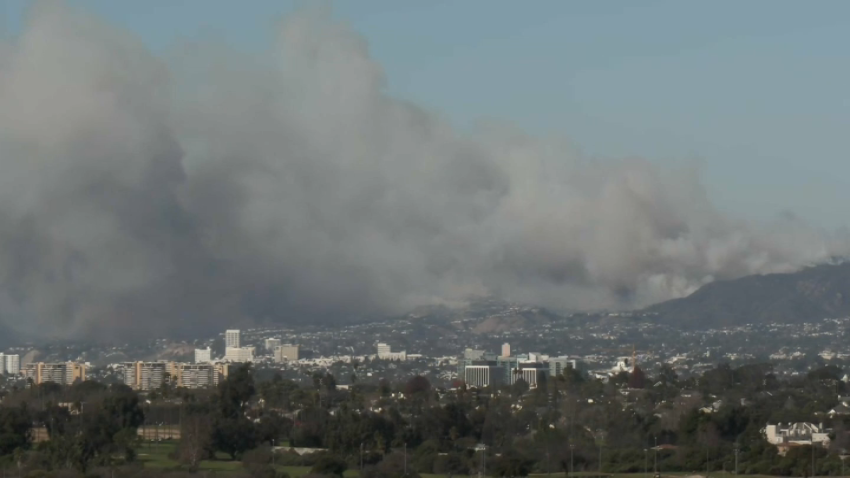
(194, 347), (212, 364)
(225, 329), (241, 349)
(763, 422), (832, 446)
(176, 363), (215, 389)
(0, 354), (20, 375)
(224, 346), (254, 363)
(264, 338), (282, 351)
(123, 362), (177, 391)
(376, 343), (406, 361)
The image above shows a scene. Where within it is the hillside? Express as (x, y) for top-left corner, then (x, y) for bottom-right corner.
(646, 262), (850, 329)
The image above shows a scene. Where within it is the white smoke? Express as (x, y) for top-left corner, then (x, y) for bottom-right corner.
(0, 2), (845, 340)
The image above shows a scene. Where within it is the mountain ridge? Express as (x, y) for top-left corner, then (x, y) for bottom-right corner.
(645, 262), (850, 329)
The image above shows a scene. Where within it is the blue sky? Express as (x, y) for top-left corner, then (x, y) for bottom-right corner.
(4, 0), (850, 228)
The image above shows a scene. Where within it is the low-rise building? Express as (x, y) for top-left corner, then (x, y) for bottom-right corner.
(763, 422), (831, 447)
(224, 346), (255, 363)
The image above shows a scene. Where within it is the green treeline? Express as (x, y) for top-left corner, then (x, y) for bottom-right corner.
(0, 362), (849, 477)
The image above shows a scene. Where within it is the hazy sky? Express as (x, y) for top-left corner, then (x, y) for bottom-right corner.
(4, 0), (850, 228)
(2, 0), (850, 340)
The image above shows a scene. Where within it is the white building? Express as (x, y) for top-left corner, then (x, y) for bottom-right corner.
(377, 343), (406, 361)
(224, 346), (254, 363)
(225, 329), (241, 349)
(501, 343), (511, 357)
(763, 422), (831, 446)
(0, 354), (20, 375)
(194, 347), (212, 364)
(265, 338), (282, 351)
(176, 363), (216, 389)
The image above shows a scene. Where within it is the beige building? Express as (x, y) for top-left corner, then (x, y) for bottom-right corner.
(274, 344), (300, 362)
(125, 361), (228, 390)
(224, 346), (254, 363)
(123, 362), (178, 391)
(175, 363), (228, 389)
(23, 362), (86, 385)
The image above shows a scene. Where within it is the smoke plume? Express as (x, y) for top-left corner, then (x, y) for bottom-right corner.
(0, 3), (845, 340)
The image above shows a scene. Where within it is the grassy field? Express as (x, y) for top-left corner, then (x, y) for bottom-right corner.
(136, 443), (778, 478)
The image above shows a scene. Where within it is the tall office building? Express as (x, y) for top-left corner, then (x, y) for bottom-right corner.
(23, 362), (86, 385)
(5, 354), (20, 375)
(176, 363), (215, 389)
(464, 365), (505, 388)
(274, 344), (300, 362)
(0, 354), (20, 375)
(225, 329), (241, 349)
(501, 343), (511, 357)
(264, 338), (282, 351)
(194, 347), (212, 363)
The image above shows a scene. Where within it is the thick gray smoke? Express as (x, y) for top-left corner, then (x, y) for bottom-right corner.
(0, 3), (845, 340)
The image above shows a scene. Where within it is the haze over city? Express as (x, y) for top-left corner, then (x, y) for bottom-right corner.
(1, 1), (850, 341)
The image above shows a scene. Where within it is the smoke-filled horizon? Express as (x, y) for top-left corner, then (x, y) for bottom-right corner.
(0, 3), (846, 340)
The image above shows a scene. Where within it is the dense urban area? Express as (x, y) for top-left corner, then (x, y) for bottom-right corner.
(0, 300), (849, 477)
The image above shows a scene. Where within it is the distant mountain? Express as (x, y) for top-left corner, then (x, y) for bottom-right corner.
(645, 262), (850, 329)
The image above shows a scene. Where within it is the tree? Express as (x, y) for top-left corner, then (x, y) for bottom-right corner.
(0, 405), (31, 455)
(657, 364), (678, 385)
(256, 413), (294, 444)
(433, 452), (467, 477)
(512, 379), (530, 398)
(311, 454), (348, 477)
(179, 411), (213, 470)
(218, 363), (256, 419)
(405, 376), (431, 396)
(212, 418), (258, 460)
(490, 449), (533, 477)
(628, 365), (647, 389)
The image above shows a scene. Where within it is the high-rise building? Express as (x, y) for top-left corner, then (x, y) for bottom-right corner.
(214, 363), (229, 385)
(0, 354), (20, 375)
(548, 356), (583, 377)
(123, 362), (177, 391)
(224, 346), (254, 363)
(464, 365), (505, 388)
(274, 344), (300, 362)
(501, 343), (511, 357)
(23, 362), (86, 385)
(225, 329), (241, 349)
(176, 363), (215, 389)
(264, 338), (282, 351)
(513, 363), (549, 388)
(194, 347), (212, 364)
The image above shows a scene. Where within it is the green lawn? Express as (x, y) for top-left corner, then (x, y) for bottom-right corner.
(136, 444), (775, 478)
